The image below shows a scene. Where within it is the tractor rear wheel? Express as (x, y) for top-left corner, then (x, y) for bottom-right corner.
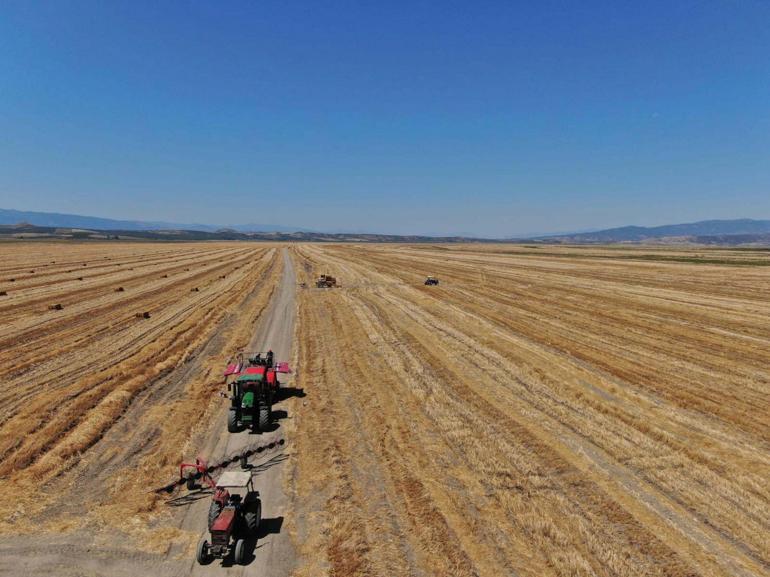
(227, 409), (239, 433)
(244, 499), (261, 533)
(258, 405), (270, 431)
(196, 538), (211, 565)
(208, 501), (222, 530)
(234, 539), (246, 565)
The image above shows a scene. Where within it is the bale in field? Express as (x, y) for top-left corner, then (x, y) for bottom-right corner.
(136, 311), (150, 319)
(115, 287), (124, 292)
(0, 291), (7, 296)
(48, 304), (63, 310)
(191, 287), (199, 292)
(77, 277), (84, 281)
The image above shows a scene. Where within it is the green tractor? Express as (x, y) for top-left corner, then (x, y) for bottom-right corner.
(227, 366), (276, 433)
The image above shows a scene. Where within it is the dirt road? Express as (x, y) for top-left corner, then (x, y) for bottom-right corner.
(172, 247), (297, 577)
(0, 247), (298, 577)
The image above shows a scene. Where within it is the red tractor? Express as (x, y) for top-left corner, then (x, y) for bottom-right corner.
(222, 351), (291, 434)
(183, 466), (262, 566)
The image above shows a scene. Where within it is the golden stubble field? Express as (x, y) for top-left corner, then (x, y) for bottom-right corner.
(0, 240), (768, 577)
(287, 243), (770, 577)
(0, 241), (283, 540)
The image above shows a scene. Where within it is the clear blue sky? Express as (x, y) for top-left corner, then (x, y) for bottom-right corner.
(1, 1), (769, 236)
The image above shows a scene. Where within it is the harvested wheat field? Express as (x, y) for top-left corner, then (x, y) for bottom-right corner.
(0, 240), (768, 577)
(0, 241), (284, 543)
(288, 243), (770, 577)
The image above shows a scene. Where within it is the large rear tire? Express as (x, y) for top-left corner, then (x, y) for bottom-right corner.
(234, 539), (246, 565)
(227, 409), (239, 433)
(244, 499), (261, 534)
(208, 501), (222, 530)
(196, 538), (211, 565)
(258, 405), (270, 432)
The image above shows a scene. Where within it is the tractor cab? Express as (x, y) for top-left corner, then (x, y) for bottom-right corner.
(247, 350), (274, 368)
(197, 471), (261, 566)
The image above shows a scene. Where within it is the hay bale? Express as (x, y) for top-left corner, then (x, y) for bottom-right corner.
(136, 311), (151, 319)
(0, 291), (7, 296)
(191, 287), (199, 292)
(77, 277), (84, 281)
(49, 303), (64, 311)
(115, 287), (125, 292)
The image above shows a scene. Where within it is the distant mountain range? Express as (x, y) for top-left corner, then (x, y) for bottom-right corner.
(0, 208), (306, 233)
(2, 208), (770, 245)
(526, 219), (770, 244)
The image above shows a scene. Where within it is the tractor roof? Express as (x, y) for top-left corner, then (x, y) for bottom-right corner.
(216, 471), (252, 488)
(237, 373), (264, 383)
(237, 367), (266, 381)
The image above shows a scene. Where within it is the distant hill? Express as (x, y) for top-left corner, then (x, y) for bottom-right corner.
(528, 219), (770, 244)
(0, 208), (304, 233)
(0, 222), (489, 243)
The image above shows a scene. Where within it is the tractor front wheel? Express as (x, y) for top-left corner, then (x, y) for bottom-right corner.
(234, 538), (246, 565)
(196, 538), (211, 565)
(227, 409), (239, 433)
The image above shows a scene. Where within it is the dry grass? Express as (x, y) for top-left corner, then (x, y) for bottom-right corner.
(0, 241), (282, 536)
(287, 243), (769, 577)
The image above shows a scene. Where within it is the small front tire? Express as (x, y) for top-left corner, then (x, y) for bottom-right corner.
(196, 538), (211, 565)
(234, 538), (246, 565)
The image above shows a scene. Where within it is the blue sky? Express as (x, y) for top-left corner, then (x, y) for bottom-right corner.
(1, 1), (768, 236)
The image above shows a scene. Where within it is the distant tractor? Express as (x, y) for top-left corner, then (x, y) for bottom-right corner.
(194, 471), (262, 566)
(424, 276), (439, 286)
(315, 274), (337, 288)
(223, 351), (291, 433)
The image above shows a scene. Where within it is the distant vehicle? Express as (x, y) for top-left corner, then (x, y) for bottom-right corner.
(424, 276), (439, 286)
(315, 274), (337, 288)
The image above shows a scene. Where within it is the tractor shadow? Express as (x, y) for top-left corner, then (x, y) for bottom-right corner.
(249, 452), (289, 474)
(222, 517), (284, 566)
(275, 387), (305, 402)
(257, 516), (284, 539)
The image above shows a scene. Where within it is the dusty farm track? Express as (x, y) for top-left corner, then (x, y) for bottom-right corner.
(288, 244), (769, 577)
